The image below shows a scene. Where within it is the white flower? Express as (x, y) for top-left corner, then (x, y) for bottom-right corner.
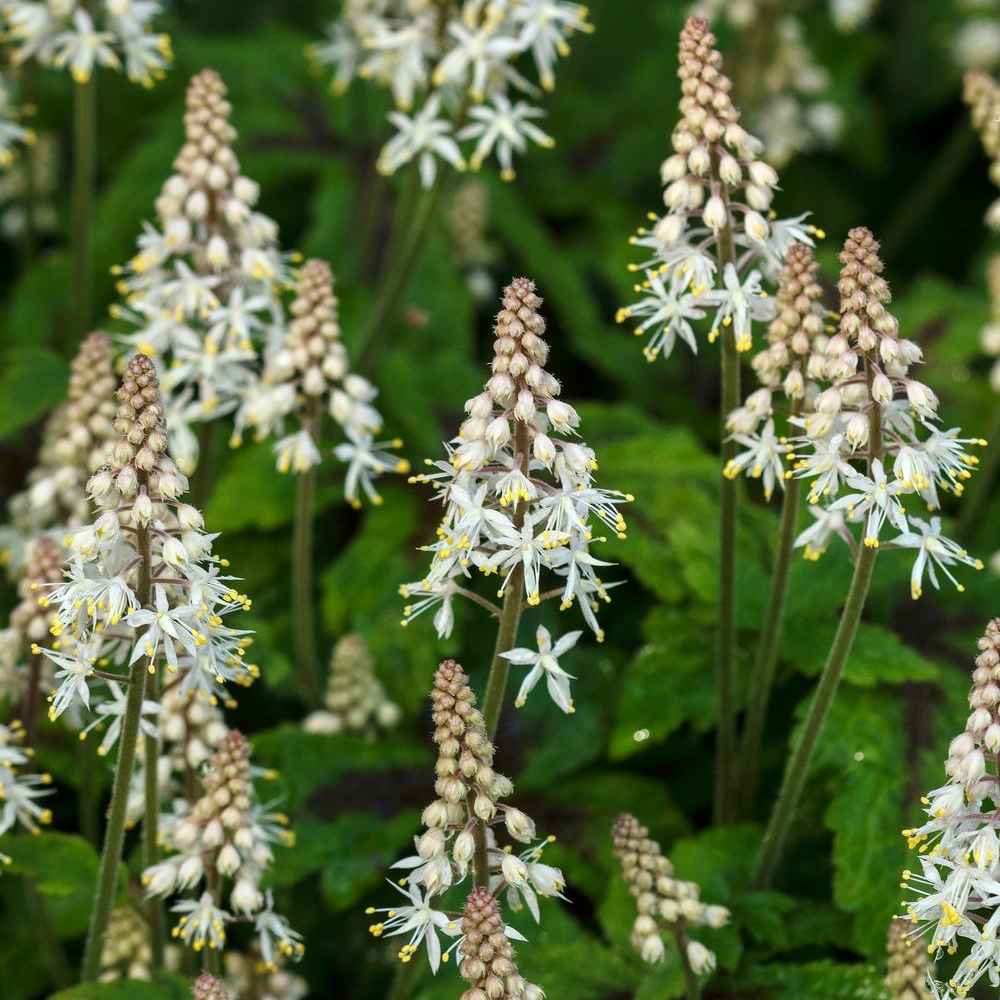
(723, 419), (788, 500)
(793, 504), (852, 561)
(687, 940), (716, 976)
(367, 881), (460, 973)
(512, 0), (592, 91)
(377, 96), (466, 188)
(433, 20), (521, 101)
(274, 430), (321, 475)
(703, 263), (775, 352)
(459, 96), (554, 180)
(617, 267), (706, 363)
(80, 681), (160, 756)
(891, 516), (983, 599)
(333, 430), (407, 508)
(829, 459), (910, 548)
(172, 892), (230, 951)
(254, 893), (304, 966)
(500, 624), (582, 714)
(124, 585), (204, 671)
(51, 10), (120, 83)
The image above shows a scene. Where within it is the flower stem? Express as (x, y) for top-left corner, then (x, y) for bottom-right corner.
(752, 361), (882, 888)
(713, 179), (740, 824)
(71, 73), (97, 344)
(356, 174), (447, 373)
(143, 667), (165, 968)
(292, 412), (321, 705)
(736, 408), (803, 812)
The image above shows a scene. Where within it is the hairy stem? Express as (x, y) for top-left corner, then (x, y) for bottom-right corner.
(713, 179), (740, 824)
(292, 402), (322, 705)
(736, 405), (803, 812)
(71, 73), (97, 344)
(357, 175), (447, 372)
(752, 360), (882, 887)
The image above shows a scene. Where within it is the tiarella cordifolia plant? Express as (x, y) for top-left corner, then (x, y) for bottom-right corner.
(143, 730), (303, 967)
(0, 72), (34, 168)
(457, 886), (544, 1000)
(1, 0), (172, 85)
(886, 917), (932, 1000)
(900, 619), (1000, 999)
(404, 277), (631, 721)
(753, 228), (985, 887)
(2, 331), (117, 556)
(310, 0), (591, 186)
(236, 257), (406, 502)
(964, 70), (1000, 231)
(0, 720), (53, 868)
(113, 68), (293, 475)
(302, 633), (401, 736)
(611, 814), (729, 983)
(366, 659), (565, 974)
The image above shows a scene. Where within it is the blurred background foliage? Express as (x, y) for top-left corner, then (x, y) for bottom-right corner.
(1, 0), (999, 997)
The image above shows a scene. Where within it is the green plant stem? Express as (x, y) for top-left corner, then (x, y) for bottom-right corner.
(72, 73), (97, 344)
(736, 409), (803, 813)
(190, 422), (218, 511)
(78, 738), (100, 844)
(292, 409), (322, 705)
(713, 184), (740, 825)
(752, 360), (882, 888)
(143, 662), (165, 970)
(957, 407), (1000, 540)
(356, 174), (447, 373)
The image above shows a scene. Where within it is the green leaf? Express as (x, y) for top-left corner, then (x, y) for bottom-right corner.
(0, 347), (69, 440)
(51, 975), (193, 1000)
(743, 960), (889, 999)
(4, 832), (101, 938)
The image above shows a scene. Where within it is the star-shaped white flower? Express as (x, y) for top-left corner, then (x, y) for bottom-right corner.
(500, 624), (582, 714)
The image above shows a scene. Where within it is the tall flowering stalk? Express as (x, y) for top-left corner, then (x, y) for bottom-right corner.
(404, 277), (631, 731)
(899, 619), (1000, 998)
(730, 243), (830, 810)
(753, 228), (984, 887)
(611, 814), (729, 999)
(365, 659), (564, 983)
(309, 0), (591, 362)
(234, 259), (405, 700)
(32, 354), (256, 979)
(615, 15), (818, 822)
(113, 69), (292, 487)
(142, 730), (303, 971)
(2, 1), (172, 337)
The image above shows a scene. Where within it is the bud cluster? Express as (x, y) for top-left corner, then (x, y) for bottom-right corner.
(901, 620), (1000, 997)
(458, 887), (544, 1000)
(367, 660), (565, 973)
(310, 0), (588, 186)
(617, 17), (820, 365)
(611, 813), (729, 972)
(885, 917), (932, 1000)
(447, 180), (497, 300)
(11, 536), (62, 647)
(404, 278), (631, 646)
(236, 257), (406, 505)
(193, 973), (230, 1000)
(302, 633), (401, 736)
(964, 70), (1000, 230)
(114, 69), (292, 477)
(143, 731), (303, 964)
(99, 906), (156, 982)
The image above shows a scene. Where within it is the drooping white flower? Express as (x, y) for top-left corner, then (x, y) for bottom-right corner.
(500, 625), (582, 713)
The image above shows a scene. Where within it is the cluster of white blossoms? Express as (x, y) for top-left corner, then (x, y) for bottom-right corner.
(0, 720), (54, 868)
(1, 0), (172, 86)
(1, 332), (117, 573)
(615, 16), (821, 364)
(309, 0), (592, 185)
(688, 2), (844, 166)
(112, 68), (293, 477)
(0, 73), (35, 169)
(899, 619), (1000, 999)
(731, 228), (985, 599)
(302, 633), (401, 735)
(366, 659), (565, 974)
(143, 729), (303, 967)
(37, 354), (259, 732)
(403, 277), (631, 682)
(233, 258), (407, 505)
(965, 70), (1000, 231)
(611, 813), (729, 973)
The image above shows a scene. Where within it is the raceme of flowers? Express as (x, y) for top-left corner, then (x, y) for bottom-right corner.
(403, 277), (632, 677)
(234, 257), (407, 506)
(732, 228), (985, 600)
(38, 353), (258, 730)
(611, 812), (729, 971)
(900, 618), (1000, 999)
(302, 632), (401, 736)
(0, 720), (54, 868)
(724, 241), (831, 503)
(616, 16), (822, 365)
(366, 659), (565, 974)
(1, 331), (117, 569)
(2, 0), (172, 86)
(309, 0), (592, 185)
(965, 69), (1000, 231)
(112, 68), (293, 477)
(143, 729), (303, 967)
